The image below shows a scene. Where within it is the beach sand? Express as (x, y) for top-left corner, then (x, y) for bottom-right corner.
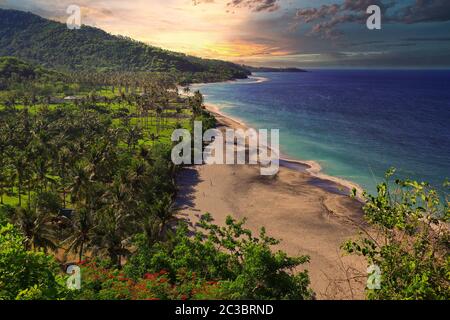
(175, 105), (368, 299)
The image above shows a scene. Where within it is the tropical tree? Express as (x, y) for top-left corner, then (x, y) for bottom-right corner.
(123, 125), (143, 152)
(125, 214), (315, 300)
(0, 223), (69, 300)
(63, 208), (96, 262)
(12, 197), (59, 252)
(343, 169), (450, 300)
(92, 208), (132, 269)
(150, 194), (174, 237)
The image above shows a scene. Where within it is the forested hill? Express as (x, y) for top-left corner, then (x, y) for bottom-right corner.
(0, 56), (65, 90)
(0, 56), (61, 80)
(0, 9), (250, 79)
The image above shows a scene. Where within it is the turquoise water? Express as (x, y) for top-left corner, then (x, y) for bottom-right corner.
(192, 71), (450, 194)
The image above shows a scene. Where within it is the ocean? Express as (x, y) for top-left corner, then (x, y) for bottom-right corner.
(192, 70), (450, 194)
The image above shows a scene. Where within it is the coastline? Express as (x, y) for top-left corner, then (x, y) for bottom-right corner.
(195, 75), (270, 87)
(204, 103), (365, 200)
(176, 102), (368, 299)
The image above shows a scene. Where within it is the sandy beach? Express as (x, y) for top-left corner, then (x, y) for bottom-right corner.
(176, 105), (368, 299)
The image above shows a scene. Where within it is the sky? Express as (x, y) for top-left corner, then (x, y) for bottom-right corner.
(1, 0), (450, 68)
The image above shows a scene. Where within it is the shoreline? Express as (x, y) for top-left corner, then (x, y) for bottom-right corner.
(195, 75), (270, 87)
(176, 104), (367, 298)
(203, 103), (365, 200)
(179, 75), (269, 95)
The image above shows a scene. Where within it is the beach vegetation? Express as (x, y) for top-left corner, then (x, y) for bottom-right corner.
(0, 223), (70, 300)
(344, 169), (450, 300)
(124, 214), (314, 300)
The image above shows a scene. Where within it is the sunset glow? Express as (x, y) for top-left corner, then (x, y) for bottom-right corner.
(1, 0), (450, 67)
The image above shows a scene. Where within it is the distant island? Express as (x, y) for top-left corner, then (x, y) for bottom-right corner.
(243, 65), (308, 73)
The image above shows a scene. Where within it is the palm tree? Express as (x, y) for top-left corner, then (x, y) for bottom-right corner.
(13, 153), (27, 207)
(68, 164), (92, 207)
(142, 215), (161, 247)
(0, 127), (9, 205)
(155, 106), (163, 134)
(175, 107), (182, 125)
(124, 125), (143, 152)
(191, 91), (204, 116)
(0, 170), (8, 205)
(102, 176), (136, 222)
(62, 208), (95, 262)
(92, 209), (131, 269)
(151, 194), (174, 238)
(13, 205), (58, 252)
(56, 146), (73, 208)
(90, 174), (139, 267)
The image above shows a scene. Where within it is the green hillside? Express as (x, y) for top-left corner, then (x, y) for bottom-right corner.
(0, 56), (65, 92)
(0, 56), (61, 80)
(0, 9), (250, 79)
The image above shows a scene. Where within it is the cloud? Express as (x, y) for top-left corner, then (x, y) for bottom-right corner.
(0, 0), (115, 23)
(293, 0), (450, 39)
(193, 0), (279, 13)
(294, 0), (394, 39)
(395, 0), (450, 23)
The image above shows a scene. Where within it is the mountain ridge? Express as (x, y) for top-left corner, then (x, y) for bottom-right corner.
(0, 8), (250, 80)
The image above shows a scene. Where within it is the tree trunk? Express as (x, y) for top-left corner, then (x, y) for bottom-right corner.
(28, 180), (31, 211)
(63, 190), (66, 208)
(79, 242), (84, 263)
(18, 175), (22, 207)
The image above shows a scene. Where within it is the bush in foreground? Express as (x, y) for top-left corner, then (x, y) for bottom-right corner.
(123, 214), (314, 300)
(343, 169), (449, 300)
(0, 223), (70, 300)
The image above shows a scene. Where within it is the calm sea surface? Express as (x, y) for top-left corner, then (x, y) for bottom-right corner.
(192, 70), (450, 194)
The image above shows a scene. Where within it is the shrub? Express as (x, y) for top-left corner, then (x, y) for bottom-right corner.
(125, 214), (314, 300)
(343, 169), (449, 300)
(0, 223), (69, 300)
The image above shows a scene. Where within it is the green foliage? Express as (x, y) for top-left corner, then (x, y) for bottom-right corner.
(125, 214), (314, 300)
(0, 56), (37, 80)
(0, 206), (11, 226)
(195, 110), (217, 131)
(0, 56), (65, 98)
(0, 223), (69, 300)
(0, 56), (61, 82)
(344, 169), (450, 300)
